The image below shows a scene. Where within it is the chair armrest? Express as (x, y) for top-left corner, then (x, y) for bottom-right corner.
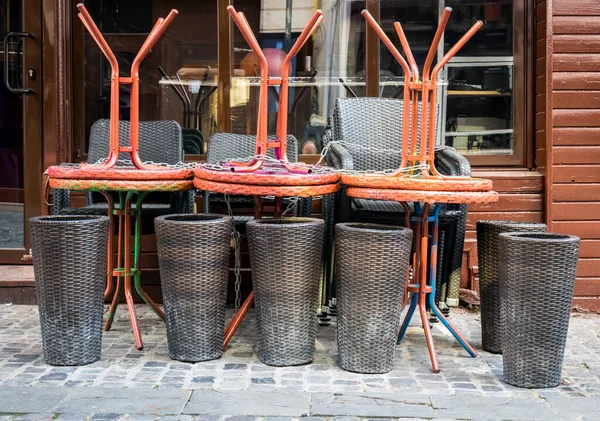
(327, 142), (354, 171)
(435, 146), (471, 177)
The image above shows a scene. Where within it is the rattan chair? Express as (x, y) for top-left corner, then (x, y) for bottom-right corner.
(324, 97), (470, 312)
(53, 120), (195, 230)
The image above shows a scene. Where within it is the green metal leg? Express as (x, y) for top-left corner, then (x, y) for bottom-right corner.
(133, 192), (165, 321)
(105, 192), (126, 331)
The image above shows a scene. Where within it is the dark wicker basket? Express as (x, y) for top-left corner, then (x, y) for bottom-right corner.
(335, 223), (413, 374)
(155, 214), (233, 362)
(29, 215), (109, 366)
(499, 232), (580, 388)
(246, 218), (324, 366)
(476, 220), (547, 353)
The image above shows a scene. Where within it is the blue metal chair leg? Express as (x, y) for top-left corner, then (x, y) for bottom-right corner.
(428, 205), (477, 358)
(398, 292), (418, 343)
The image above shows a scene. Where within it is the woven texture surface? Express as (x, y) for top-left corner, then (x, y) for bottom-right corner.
(335, 223), (413, 373)
(247, 218), (324, 366)
(206, 133), (298, 163)
(445, 207), (467, 306)
(499, 232), (579, 388)
(87, 119), (183, 164)
(476, 221), (547, 354)
(29, 215), (109, 366)
(331, 97), (438, 171)
(54, 119), (194, 215)
(155, 214), (233, 362)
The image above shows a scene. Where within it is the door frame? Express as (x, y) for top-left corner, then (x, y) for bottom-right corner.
(0, 0), (43, 264)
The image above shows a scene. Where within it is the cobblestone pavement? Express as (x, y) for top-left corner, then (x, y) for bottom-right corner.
(0, 304), (599, 420)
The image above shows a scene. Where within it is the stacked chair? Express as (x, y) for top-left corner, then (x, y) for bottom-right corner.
(322, 97), (470, 316)
(53, 119), (195, 231)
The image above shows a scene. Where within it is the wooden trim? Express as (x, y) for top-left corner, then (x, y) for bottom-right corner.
(545, 0), (554, 230)
(365, 0), (379, 97)
(217, 0), (232, 132)
(42, 0), (72, 168)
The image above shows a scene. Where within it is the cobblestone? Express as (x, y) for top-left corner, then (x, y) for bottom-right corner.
(0, 306), (599, 419)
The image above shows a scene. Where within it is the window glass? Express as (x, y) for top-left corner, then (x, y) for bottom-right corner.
(228, 0), (366, 154)
(78, 0), (219, 156)
(379, 0), (515, 156)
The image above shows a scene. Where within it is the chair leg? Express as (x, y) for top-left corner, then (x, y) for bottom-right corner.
(122, 192), (143, 350)
(132, 192), (165, 321)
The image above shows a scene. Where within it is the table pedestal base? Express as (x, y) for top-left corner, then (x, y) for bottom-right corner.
(103, 191), (165, 350)
(397, 203), (476, 372)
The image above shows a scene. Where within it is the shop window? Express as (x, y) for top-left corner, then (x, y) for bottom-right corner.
(74, 0), (219, 159)
(378, 0), (529, 166)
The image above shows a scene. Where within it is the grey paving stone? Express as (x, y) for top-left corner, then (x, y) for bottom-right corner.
(90, 414), (121, 420)
(310, 393), (434, 418)
(13, 414), (55, 421)
(183, 390), (311, 416)
(545, 396), (600, 421)
(0, 386), (72, 413)
(54, 388), (191, 415)
(430, 395), (561, 420)
(221, 417), (257, 421)
(54, 414), (91, 421)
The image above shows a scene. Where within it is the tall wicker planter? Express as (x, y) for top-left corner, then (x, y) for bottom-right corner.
(335, 223), (413, 374)
(30, 215), (109, 366)
(247, 218), (324, 366)
(155, 214), (233, 362)
(476, 220), (547, 353)
(499, 232), (580, 388)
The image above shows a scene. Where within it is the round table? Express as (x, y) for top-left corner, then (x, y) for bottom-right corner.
(49, 175), (194, 350)
(346, 186), (499, 373)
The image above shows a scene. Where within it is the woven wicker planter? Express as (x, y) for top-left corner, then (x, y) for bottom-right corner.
(155, 214), (233, 362)
(476, 220), (547, 353)
(30, 215), (109, 366)
(335, 223), (413, 374)
(247, 218), (324, 366)
(499, 232), (580, 388)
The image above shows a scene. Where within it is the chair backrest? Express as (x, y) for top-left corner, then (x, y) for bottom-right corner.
(332, 97), (440, 172)
(87, 119), (183, 165)
(206, 133), (299, 163)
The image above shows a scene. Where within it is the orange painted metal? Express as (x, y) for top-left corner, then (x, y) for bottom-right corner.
(48, 165), (193, 181)
(195, 166), (339, 186)
(223, 291), (255, 349)
(194, 178), (339, 198)
(49, 178), (193, 192)
(224, 5), (323, 173)
(122, 194), (143, 350)
(75, 3), (178, 171)
(101, 192), (115, 300)
(340, 173), (492, 191)
(361, 8), (484, 182)
(346, 187), (499, 206)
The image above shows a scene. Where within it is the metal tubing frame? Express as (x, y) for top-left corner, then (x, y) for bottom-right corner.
(222, 196), (284, 350)
(226, 5), (323, 173)
(361, 9), (482, 179)
(397, 203), (477, 372)
(76, 3), (178, 171)
(104, 190), (166, 350)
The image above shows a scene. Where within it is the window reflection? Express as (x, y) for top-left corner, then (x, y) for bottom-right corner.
(80, 0), (219, 155)
(379, 0), (515, 155)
